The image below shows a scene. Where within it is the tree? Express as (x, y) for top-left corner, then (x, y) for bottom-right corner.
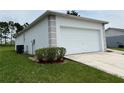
(9, 21), (15, 45)
(14, 23), (24, 33)
(67, 11), (70, 14)
(66, 10), (80, 16)
(0, 22), (10, 44)
(0, 27), (3, 44)
(0, 21), (29, 45)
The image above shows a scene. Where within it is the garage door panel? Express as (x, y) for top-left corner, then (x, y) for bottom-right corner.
(59, 27), (101, 54)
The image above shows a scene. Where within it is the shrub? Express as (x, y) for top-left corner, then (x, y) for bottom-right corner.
(35, 47), (66, 63)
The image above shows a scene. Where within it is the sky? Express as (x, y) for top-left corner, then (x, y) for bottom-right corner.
(0, 10), (124, 29)
(78, 10), (124, 28)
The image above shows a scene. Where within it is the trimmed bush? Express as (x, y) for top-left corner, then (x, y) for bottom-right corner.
(35, 47), (66, 63)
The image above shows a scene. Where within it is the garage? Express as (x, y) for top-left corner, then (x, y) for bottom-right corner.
(15, 11), (107, 55)
(59, 27), (101, 54)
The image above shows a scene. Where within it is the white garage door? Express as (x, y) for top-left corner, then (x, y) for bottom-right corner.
(59, 27), (101, 54)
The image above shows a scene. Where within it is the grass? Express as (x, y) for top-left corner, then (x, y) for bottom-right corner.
(0, 46), (124, 83)
(111, 48), (124, 51)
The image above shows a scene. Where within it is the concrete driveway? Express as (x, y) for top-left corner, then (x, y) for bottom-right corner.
(65, 51), (124, 79)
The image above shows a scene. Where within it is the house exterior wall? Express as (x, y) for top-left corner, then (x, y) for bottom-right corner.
(16, 14), (106, 55)
(15, 34), (24, 45)
(56, 16), (106, 52)
(106, 29), (124, 37)
(106, 35), (124, 48)
(102, 24), (107, 50)
(106, 29), (124, 48)
(16, 17), (49, 54)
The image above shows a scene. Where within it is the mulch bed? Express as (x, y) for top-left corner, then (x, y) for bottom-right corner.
(29, 56), (65, 64)
(37, 59), (65, 64)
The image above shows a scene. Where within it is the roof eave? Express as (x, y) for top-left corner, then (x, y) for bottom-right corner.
(47, 10), (108, 24)
(16, 10), (108, 37)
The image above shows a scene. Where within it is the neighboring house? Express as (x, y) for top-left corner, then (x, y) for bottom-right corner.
(15, 10), (108, 55)
(106, 28), (124, 48)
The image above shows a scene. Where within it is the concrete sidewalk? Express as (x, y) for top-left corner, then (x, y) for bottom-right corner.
(65, 51), (124, 79)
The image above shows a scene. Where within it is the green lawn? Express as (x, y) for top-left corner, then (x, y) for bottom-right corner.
(0, 46), (124, 83)
(111, 48), (124, 51)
